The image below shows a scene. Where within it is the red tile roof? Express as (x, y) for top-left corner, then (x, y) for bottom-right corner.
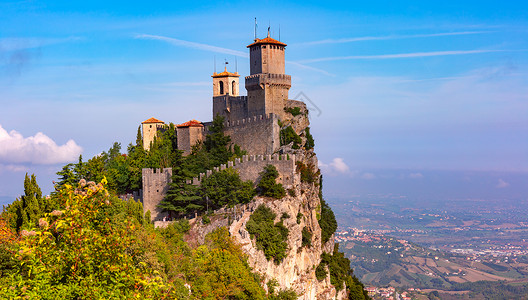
(212, 67), (240, 78)
(247, 36), (287, 48)
(142, 117), (164, 124)
(177, 119), (203, 128)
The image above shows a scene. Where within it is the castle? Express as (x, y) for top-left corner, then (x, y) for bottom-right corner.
(141, 31), (309, 221)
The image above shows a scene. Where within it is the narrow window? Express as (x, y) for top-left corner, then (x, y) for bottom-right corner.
(232, 80), (236, 94)
(219, 81), (224, 94)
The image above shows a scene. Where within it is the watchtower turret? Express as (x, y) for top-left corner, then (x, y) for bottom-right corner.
(245, 31), (291, 119)
(212, 66), (240, 97)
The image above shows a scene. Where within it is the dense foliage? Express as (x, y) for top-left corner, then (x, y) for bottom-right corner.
(304, 127), (315, 150)
(200, 169), (255, 209)
(3, 174), (58, 233)
(256, 165), (286, 199)
(279, 126), (302, 149)
(245, 205), (289, 264)
(319, 199), (338, 244)
(0, 179), (270, 299)
(284, 106), (302, 117)
(320, 244), (370, 299)
(301, 226), (312, 247)
(296, 161), (320, 184)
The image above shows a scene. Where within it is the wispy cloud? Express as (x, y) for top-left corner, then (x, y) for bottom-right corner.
(0, 37), (83, 52)
(298, 49), (504, 64)
(496, 179), (510, 188)
(134, 34), (333, 76)
(135, 34), (248, 58)
(297, 31), (494, 46)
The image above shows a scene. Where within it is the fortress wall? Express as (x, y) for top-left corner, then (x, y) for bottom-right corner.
(177, 126), (205, 155)
(213, 95), (248, 122)
(189, 154), (298, 189)
(142, 168), (172, 221)
(223, 113), (280, 155)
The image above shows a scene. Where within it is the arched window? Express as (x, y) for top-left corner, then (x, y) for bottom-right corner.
(232, 80), (236, 94)
(219, 81), (224, 94)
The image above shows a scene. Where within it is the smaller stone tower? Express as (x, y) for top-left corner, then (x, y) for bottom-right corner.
(212, 66), (240, 97)
(176, 119), (205, 155)
(142, 117), (165, 151)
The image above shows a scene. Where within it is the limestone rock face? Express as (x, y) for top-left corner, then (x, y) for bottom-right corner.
(228, 182), (345, 300)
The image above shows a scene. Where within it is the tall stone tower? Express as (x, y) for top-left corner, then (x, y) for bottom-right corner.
(246, 31), (291, 119)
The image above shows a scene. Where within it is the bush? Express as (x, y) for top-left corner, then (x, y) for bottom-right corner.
(284, 106), (302, 117)
(245, 205), (289, 264)
(280, 126), (302, 149)
(281, 212), (290, 220)
(257, 165), (286, 199)
(302, 227), (312, 247)
(304, 127), (315, 150)
(202, 215), (211, 224)
(287, 188), (296, 197)
(315, 262), (327, 281)
(296, 161), (319, 184)
(296, 212), (303, 224)
(319, 199), (337, 244)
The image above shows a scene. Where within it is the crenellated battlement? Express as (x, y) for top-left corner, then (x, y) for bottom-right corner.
(186, 153), (298, 188)
(245, 73), (291, 90)
(142, 168), (172, 221)
(223, 113), (274, 128)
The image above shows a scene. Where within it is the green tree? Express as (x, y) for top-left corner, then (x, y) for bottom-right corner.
(158, 151), (202, 215)
(246, 205), (289, 264)
(200, 168), (255, 210)
(256, 165), (286, 199)
(2, 174), (54, 232)
(280, 126), (302, 149)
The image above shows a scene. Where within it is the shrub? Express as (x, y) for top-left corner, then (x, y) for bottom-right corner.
(296, 212), (303, 224)
(304, 127), (315, 150)
(302, 227), (312, 247)
(319, 199), (337, 244)
(281, 212), (290, 220)
(284, 106), (302, 117)
(257, 165), (286, 199)
(296, 161), (319, 184)
(245, 205), (289, 264)
(315, 262), (327, 281)
(202, 215), (211, 224)
(280, 126), (302, 149)
(287, 188), (296, 197)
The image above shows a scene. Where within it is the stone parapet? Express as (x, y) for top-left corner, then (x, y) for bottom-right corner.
(245, 73), (291, 90)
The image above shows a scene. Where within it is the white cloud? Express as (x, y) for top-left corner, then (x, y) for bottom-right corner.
(319, 157), (350, 174)
(0, 125), (82, 165)
(496, 179), (510, 188)
(361, 172), (376, 180)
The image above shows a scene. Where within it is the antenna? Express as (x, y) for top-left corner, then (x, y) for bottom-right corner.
(235, 57), (238, 73)
(214, 56), (216, 73)
(254, 18), (257, 40)
(268, 20), (270, 37)
(224, 58), (228, 71)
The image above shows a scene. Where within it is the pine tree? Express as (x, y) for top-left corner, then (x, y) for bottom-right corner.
(3, 174), (51, 232)
(158, 151), (202, 215)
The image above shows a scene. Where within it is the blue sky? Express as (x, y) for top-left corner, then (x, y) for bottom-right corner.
(1, 1), (527, 202)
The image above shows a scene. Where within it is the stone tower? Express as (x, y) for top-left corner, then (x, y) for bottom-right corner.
(212, 66), (240, 97)
(142, 117), (165, 151)
(246, 31), (291, 119)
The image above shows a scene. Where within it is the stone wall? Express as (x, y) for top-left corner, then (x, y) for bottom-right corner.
(212, 95), (248, 122)
(188, 153), (298, 189)
(142, 122), (165, 151)
(142, 168), (172, 221)
(222, 113), (280, 155)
